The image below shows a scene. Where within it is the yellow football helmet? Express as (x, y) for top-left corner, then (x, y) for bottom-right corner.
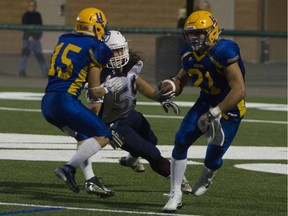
(183, 10), (221, 51)
(75, 8), (108, 40)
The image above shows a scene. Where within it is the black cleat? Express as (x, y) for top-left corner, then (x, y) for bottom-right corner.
(55, 165), (80, 193)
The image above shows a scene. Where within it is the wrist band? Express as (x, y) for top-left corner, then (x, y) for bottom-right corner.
(209, 106), (221, 117)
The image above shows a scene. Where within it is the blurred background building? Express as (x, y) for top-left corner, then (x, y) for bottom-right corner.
(0, 0), (286, 97)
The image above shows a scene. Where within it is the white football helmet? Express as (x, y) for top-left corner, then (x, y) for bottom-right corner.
(104, 30), (129, 69)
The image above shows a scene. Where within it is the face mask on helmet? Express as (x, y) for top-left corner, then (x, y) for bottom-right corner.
(184, 26), (214, 52)
(103, 30), (130, 69)
(183, 11), (220, 52)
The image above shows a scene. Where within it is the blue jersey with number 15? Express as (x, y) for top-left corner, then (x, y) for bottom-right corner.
(45, 33), (112, 97)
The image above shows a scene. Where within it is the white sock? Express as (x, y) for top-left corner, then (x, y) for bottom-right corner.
(68, 138), (101, 168)
(80, 158), (95, 181)
(171, 157), (187, 194)
(77, 143), (96, 181)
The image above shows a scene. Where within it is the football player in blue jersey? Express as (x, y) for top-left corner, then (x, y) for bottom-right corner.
(84, 30), (192, 194)
(162, 10), (246, 213)
(41, 8), (124, 197)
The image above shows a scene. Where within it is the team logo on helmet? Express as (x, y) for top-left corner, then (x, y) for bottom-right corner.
(96, 13), (104, 24)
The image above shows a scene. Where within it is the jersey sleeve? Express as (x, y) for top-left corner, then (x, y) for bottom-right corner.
(180, 44), (193, 72)
(89, 42), (112, 69)
(214, 41), (241, 68)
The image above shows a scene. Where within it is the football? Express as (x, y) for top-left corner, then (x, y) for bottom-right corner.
(161, 79), (182, 96)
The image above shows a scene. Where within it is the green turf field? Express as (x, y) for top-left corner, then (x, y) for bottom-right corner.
(0, 87), (287, 216)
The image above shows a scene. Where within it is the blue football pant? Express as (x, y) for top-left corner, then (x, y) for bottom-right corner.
(41, 92), (112, 141)
(172, 98), (242, 170)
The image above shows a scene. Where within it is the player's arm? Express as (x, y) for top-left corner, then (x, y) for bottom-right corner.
(88, 103), (102, 115)
(217, 62), (246, 113)
(136, 76), (157, 101)
(87, 66), (106, 98)
(136, 76), (180, 115)
(171, 68), (189, 91)
(198, 62), (246, 132)
(87, 67), (124, 99)
(153, 68), (188, 102)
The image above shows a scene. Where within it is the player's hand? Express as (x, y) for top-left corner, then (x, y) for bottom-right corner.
(197, 106), (221, 132)
(203, 117), (224, 146)
(84, 82), (104, 104)
(161, 101), (180, 115)
(153, 81), (175, 102)
(86, 90), (104, 104)
(104, 76), (124, 94)
(109, 129), (124, 149)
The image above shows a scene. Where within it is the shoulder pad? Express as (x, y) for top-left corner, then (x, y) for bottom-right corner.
(128, 60), (143, 76)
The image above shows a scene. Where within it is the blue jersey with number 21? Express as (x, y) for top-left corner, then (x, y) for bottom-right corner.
(181, 39), (246, 118)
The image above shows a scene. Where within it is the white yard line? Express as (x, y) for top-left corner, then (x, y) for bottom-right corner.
(0, 133), (286, 161)
(0, 91), (287, 112)
(0, 107), (286, 125)
(0, 133), (287, 175)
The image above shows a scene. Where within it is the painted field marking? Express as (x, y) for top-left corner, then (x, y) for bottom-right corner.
(0, 202), (199, 216)
(0, 107), (286, 125)
(0, 133), (287, 175)
(0, 92), (287, 112)
(0, 207), (64, 215)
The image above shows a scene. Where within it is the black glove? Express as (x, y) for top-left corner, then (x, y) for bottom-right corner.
(109, 129), (124, 149)
(161, 101), (181, 115)
(153, 81), (175, 102)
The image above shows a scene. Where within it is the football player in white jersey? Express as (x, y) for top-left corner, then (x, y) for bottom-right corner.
(83, 30), (192, 197)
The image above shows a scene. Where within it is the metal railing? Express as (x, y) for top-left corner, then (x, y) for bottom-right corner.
(0, 23), (287, 38)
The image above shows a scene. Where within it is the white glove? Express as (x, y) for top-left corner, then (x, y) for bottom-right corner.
(203, 117), (225, 146)
(103, 76), (125, 94)
(197, 106), (221, 133)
